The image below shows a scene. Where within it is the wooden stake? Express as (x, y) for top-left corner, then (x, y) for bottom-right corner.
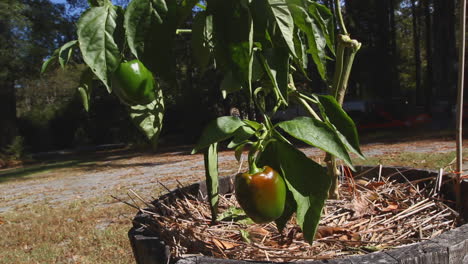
(455, 0), (466, 213)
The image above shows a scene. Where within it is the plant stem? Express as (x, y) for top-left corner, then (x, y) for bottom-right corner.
(289, 75), (322, 121)
(299, 97), (322, 121)
(331, 40), (345, 96)
(334, 0), (348, 35)
(176, 29), (192, 34)
(248, 143), (260, 174)
(325, 153), (340, 199)
(327, 35), (361, 199)
(336, 45), (359, 105)
(297, 93), (318, 104)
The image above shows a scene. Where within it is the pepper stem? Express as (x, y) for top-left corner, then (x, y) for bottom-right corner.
(248, 142), (262, 174)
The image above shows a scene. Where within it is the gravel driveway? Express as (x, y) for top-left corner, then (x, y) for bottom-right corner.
(0, 138), (465, 213)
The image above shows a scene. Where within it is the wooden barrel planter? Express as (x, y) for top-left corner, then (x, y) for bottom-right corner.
(128, 166), (468, 264)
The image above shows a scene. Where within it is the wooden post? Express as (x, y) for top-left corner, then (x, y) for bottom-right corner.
(455, 0), (466, 213)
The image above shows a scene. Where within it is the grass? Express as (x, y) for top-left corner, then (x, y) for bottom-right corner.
(354, 150), (466, 171)
(0, 195), (139, 264)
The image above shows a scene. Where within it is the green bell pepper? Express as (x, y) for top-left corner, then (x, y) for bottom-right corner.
(112, 60), (156, 105)
(235, 165), (286, 223)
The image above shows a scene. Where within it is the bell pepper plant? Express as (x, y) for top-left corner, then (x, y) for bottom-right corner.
(42, 0), (363, 243)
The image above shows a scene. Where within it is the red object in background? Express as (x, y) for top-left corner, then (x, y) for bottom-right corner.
(357, 111), (432, 131)
(359, 119), (406, 130)
(405, 113), (432, 127)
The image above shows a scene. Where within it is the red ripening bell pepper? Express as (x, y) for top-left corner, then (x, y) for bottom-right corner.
(235, 165), (286, 223)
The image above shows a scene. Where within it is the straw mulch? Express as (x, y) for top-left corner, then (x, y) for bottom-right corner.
(126, 167), (458, 262)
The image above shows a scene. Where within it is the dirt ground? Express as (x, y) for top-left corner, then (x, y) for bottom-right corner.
(0, 138), (466, 213)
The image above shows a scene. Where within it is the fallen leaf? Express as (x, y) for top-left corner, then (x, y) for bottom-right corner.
(344, 197), (374, 217)
(366, 191), (381, 201)
(212, 238), (239, 250)
(365, 181), (386, 190)
(239, 229), (251, 243)
(247, 226), (270, 242)
(380, 202), (399, 212)
(315, 226), (361, 241)
(315, 226), (347, 239)
(355, 179), (369, 186)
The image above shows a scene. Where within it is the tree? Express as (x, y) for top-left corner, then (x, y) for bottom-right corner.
(0, 0), (76, 151)
(423, 0), (433, 113)
(344, 0), (401, 99)
(0, 0), (26, 149)
(432, 0), (457, 101)
(411, 0), (422, 104)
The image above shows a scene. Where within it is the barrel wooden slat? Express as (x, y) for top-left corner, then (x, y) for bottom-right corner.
(384, 242), (449, 264)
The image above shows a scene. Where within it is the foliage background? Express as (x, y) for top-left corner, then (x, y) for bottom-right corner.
(0, 0), (465, 157)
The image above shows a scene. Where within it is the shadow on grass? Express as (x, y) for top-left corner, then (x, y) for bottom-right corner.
(0, 147), (189, 183)
(0, 160), (84, 183)
(0, 148), (139, 183)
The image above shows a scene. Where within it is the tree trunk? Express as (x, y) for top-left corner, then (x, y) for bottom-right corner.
(424, 0), (433, 113)
(376, 0), (396, 99)
(411, 0), (422, 105)
(0, 16), (17, 150)
(432, 0), (457, 101)
(388, 0), (399, 98)
(0, 80), (17, 149)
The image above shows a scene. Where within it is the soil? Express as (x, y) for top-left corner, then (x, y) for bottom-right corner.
(0, 138), (466, 213)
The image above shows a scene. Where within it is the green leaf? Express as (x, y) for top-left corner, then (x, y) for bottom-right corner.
(278, 117), (353, 168)
(293, 29), (308, 75)
(251, 50), (265, 82)
(77, 87), (90, 112)
(87, 0), (111, 7)
(192, 116), (245, 153)
(128, 87), (165, 147)
(77, 68), (95, 112)
(77, 5), (123, 92)
(220, 71), (243, 99)
(125, 0), (167, 58)
(243, 119), (262, 130)
(176, 0), (199, 27)
(58, 40), (78, 68)
(210, 0), (253, 91)
(227, 126), (255, 149)
(152, 0), (169, 22)
(274, 191), (296, 232)
(204, 143), (219, 223)
(124, 0), (176, 81)
(250, 0), (272, 49)
(258, 48), (290, 105)
(317, 95), (364, 159)
(41, 40), (78, 74)
(267, 0), (296, 57)
(257, 140), (331, 243)
(240, 229), (251, 243)
(234, 143), (247, 162)
(41, 54), (58, 74)
(217, 206), (254, 225)
(192, 12), (213, 71)
(66, 47), (74, 65)
(308, 2), (335, 54)
(288, 0), (327, 80)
